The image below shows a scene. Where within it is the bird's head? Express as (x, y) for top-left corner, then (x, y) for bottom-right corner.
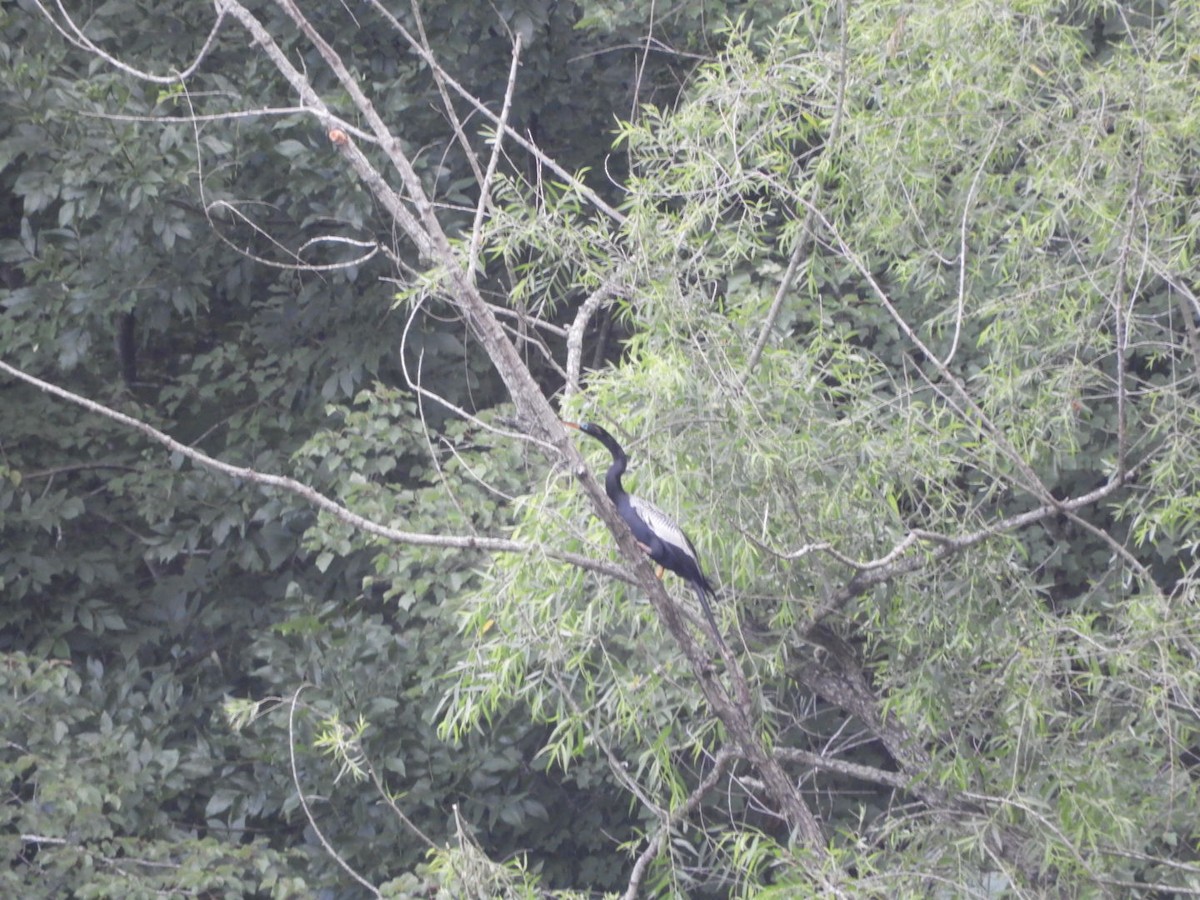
(562, 420), (622, 454)
(562, 420), (596, 437)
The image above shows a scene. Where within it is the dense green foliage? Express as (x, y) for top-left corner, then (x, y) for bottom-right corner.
(1, 0), (685, 892)
(455, 2), (1200, 895)
(4, 0), (1200, 896)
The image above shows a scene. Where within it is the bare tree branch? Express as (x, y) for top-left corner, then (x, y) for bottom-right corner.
(466, 32), (523, 285)
(941, 130), (1002, 367)
(407, 0), (486, 190)
(83, 105), (312, 126)
(0, 357), (629, 584)
(745, 451), (1143, 607)
(34, 0), (226, 83)
(773, 746), (909, 790)
(212, 0), (436, 260)
(818, 464), (1143, 613)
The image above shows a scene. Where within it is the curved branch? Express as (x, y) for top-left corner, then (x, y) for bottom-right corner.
(205, 199), (382, 271)
(286, 687), (383, 898)
(0, 358), (631, 584)
(621, 746), (738, 900)
(565, 277), (623, 398)
(942, 129), (1002, 367)
(808, 462), (1145, 624)
(34, 0), (226, 84)
(759, 458), (1141, 589)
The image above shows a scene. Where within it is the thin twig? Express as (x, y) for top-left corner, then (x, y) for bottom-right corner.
(365, 0), (625, 224)
(799, 197), (1073, 514)
(744, 0), (849, 377)
(466, 33), (523, 285)
(82, 105), (311, 126)
(398, 295), (556, 453)
(408, 0), (486, 190)
(287, 685), (383, 898)
(942, 131), (1001, 367)
(1110, 115), (1148, 480)
(621, 746), (737, 900)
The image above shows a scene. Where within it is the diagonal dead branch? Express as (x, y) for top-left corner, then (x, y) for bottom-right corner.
(0, 358), (630, 585)
(408, 0), (486, 190)
(214, 0), (435, 259)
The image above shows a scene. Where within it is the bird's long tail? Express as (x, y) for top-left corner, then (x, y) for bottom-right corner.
(691, 582), (729, 653)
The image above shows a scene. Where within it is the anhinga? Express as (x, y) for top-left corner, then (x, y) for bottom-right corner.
(564, 421), (726, 650)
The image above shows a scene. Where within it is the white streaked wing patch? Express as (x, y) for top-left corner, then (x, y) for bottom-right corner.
(629, 496), (699, 563)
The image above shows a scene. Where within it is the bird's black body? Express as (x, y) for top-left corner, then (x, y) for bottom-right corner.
(565, 420), (725, 649)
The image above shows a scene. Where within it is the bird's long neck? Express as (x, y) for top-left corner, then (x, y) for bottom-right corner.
(591, 429), (629, 505)
(604, 455), (628, 505)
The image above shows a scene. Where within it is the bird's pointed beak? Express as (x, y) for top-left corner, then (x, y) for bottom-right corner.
(561, 420), (581, 430)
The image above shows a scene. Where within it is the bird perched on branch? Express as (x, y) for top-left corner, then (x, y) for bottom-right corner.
(563, 420), (726, 651)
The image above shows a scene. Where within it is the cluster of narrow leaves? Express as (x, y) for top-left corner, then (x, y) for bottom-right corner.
(449, 4), (1200, 896)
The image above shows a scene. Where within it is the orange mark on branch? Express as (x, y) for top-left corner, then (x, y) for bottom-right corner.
(328, 129), (349, 146)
